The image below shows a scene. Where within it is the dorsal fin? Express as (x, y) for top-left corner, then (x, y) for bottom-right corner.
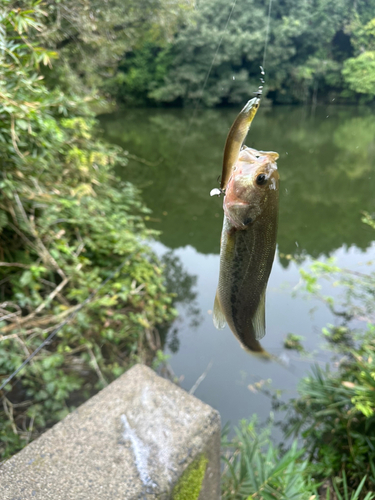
(252, 288), (266, 340)
(213, 291), (226, 330)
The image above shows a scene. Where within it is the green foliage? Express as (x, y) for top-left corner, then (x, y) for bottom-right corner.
(284, 341), (375, 489)
(147, 0), (273, 106)
(344, 10), (375, 78)
(0, 2), (177, 459)
(103, 43), (174, 106)
(113, 0), (375, 106)
(221, 418), (375, 500)
(280, 222), (375, 497)
(332, 472), (375, 500)
(152, 349), (171, 370)
(283, 334), (306, 354)
(9, 0), (375, 105)
(362, 211), (375, 230)
(34, 0), (192, 95)
(221, 417), (315, 500)
(342, 51), (375, 96)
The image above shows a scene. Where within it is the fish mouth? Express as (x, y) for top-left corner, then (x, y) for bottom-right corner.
(239, 147), (279, 164)
(258, 150), (279, 162)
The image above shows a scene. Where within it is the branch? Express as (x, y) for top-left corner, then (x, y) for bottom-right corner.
(87, 347), (108, 386)
(32, 277), (69, 317)
(0, 262), (29, 269)
(0, 277), (70, 334)
(0, 333), (20, 342)
(7, 222), (38, 251)
(14, 193), (66, 280)
(126, 153), (163, 167)
(189, 361), (213, 395)
(10, 115), (24, 159)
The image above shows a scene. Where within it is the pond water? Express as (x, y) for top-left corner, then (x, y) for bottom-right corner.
(99, 105), (375, 432)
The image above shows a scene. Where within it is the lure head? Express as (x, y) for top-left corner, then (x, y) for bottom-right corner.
(224, 147), (279, 229)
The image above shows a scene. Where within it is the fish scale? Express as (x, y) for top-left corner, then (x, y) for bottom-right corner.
(213, 146), (279, 357)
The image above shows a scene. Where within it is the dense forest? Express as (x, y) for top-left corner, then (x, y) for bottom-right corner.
(9, 0), (375, 107)
(116, 0), (375, 106)
(28, 0), (375, 106)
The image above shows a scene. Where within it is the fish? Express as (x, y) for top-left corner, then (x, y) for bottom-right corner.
(213, 108), (279, 357)
(220, 97), (261, 191)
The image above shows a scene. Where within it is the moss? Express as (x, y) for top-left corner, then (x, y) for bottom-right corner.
(172, 453), (208, 500)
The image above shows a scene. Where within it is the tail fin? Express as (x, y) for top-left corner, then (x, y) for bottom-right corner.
(240, 340), (273, 361)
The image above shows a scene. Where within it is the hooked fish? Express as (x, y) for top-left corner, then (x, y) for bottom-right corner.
(212, 102), (279, 357)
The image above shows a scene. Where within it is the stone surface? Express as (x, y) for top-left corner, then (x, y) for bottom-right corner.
(0, 364), (221, 500)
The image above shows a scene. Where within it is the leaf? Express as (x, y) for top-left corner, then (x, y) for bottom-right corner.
(16, 119), (28, 130)
(20, 270), (32, 287)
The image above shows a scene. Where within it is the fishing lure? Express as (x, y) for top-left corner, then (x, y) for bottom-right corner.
(210, 67), (265, 196)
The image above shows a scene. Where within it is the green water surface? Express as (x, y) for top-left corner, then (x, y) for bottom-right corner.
(99, 105), (375, 428)
(100, 105), (375, 262)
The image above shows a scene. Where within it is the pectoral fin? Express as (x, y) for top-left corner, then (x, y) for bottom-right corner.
(252, 288), (266, 340)
(213, 291), (226, 330)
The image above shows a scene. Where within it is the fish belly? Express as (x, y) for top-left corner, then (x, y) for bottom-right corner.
(216, 213), (277, 352)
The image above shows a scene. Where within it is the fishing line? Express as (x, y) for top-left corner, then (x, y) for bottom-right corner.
(179, 0), (273, 160)
(262, 0), (273, 71)
(178, 0), (238, 158)
(0, 255), (133, 394)
(198, 0), (238, 104)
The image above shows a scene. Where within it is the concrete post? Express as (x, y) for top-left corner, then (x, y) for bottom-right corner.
(0, 364), (221, 499)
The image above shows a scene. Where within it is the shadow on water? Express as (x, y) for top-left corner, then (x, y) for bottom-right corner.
(99, 106), (375, 263)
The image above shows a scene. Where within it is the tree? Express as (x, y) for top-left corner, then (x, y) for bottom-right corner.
(0, 0), (176, 458)
(114, 0), (375, 106)
(342, 16), (375, 97)
(10, 0), (193, 95)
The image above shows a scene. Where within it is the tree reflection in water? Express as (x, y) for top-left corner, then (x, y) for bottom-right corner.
(99, 106), (375, 263)
(157, 250), (202, 353)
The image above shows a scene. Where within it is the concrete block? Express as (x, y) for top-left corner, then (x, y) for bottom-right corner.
(0, 364), (221, 499)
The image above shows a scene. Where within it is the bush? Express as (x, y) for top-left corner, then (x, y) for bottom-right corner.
(0, 1), (176, 459)
(221, 417), (315, 499)
(282, 331), (375, 497)
(279, 219), (375, 497)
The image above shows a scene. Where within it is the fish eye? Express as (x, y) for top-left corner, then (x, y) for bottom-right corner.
(256, 174), (267, 186)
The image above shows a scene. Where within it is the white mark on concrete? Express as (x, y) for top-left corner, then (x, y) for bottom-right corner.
(139, 387), (182, 481)
(121, 414), (155, 488)
(136, 385), (210, 483)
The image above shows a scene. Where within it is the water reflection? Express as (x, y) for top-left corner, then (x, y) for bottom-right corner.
(99, 106), (375, 261)
(156, 249), (202, 352)
(99, 106), (375, 431)
(160, 250), (202, 353)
